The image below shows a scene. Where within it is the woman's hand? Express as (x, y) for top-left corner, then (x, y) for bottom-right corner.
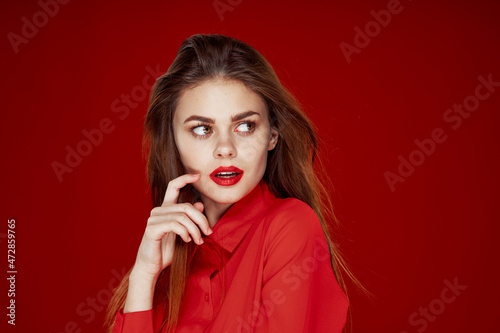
(124, 174), (211, 313)
(130, 173), (212, 282)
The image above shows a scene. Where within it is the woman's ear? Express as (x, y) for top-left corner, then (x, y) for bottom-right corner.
(268, 127), (279, 151)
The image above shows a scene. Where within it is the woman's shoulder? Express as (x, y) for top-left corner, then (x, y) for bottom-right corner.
(262, 197), (324, 239)
(267, 196), (316, 216)
(259, 197), (330, 271)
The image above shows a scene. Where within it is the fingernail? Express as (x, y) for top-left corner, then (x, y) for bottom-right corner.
(199, 239), (204, 245)
(207, 229), (213, 235)
(188, 237), (192, 242)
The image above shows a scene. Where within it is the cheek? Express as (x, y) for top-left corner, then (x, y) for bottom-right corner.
(245, 130), (270, 152)
(239, 137), (269, 164)
(175, 136), (200, 171)
(178, 145), (199, 170)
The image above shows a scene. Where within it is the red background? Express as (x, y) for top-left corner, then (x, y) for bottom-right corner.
(1, 0), (499, 332)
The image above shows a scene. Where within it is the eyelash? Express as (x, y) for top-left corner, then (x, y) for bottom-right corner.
(189, 121), (257, 139)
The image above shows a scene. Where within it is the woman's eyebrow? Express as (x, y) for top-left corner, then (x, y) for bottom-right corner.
(232, 110), (260, 122)
(183, 115), (214, 124)
(183, 110), (260, 124)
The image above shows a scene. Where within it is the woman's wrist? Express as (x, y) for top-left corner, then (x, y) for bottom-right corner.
(129, 265), (160, 284)
(123, 270), (158, 313)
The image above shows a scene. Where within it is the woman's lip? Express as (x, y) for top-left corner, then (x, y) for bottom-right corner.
(210, 166), (244, 177)
(210, 172), (243, 186)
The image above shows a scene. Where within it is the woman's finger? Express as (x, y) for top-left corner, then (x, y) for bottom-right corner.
(145, 220), (192, 243)
(161, 174), (200, 207)
(150, 203), (211, 236)
(148, 213), (204, 245)
(193, 201), (204, 213)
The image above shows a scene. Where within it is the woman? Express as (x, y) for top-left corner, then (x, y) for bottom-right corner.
(105, 34), (366, 333)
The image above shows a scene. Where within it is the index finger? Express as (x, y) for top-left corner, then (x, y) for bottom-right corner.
(161, 174), (200, 207)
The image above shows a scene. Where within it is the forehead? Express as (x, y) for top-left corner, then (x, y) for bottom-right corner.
(174, 79), (267, 121)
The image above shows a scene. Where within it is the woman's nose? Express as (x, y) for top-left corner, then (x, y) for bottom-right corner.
(213, 135), (237, 158)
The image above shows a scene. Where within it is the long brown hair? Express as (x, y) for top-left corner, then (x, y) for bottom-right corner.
(104, 34), (371, 333)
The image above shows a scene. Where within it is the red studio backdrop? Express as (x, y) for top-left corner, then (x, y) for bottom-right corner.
(1, 0), (499, 332)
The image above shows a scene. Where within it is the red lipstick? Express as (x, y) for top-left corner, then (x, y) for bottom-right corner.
(210, 166), (244, 186)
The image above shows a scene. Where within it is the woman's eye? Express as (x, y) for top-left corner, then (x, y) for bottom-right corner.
(236, 122), (255, 132)
(192, 125), (211, 136)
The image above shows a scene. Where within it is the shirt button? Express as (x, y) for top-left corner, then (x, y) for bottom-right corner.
(205, 292), (209, 302)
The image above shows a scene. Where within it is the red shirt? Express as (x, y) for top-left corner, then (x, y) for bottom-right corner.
(112, 179), (348, 332)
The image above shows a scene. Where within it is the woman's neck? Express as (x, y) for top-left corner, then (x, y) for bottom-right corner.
(201, 198), (235, 228)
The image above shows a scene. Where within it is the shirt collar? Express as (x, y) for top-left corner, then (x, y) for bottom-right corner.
(206, 179), (278, 253)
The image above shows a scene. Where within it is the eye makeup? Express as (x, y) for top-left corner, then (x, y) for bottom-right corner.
(189, 120), (258, 139)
